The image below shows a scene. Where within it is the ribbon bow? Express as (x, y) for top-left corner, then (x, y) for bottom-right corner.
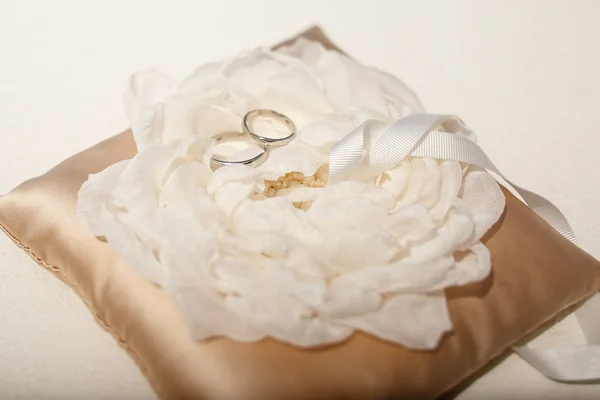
(329, 113), (600, 382)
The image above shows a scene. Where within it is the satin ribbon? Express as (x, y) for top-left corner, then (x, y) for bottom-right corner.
(328, 114), (600, 382)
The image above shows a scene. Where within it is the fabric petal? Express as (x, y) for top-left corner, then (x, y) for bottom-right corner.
(111, 146), (178, 242)
(124, 69), (176, 129)
(420, 158), (442, 207)
(444, 242), (492, 287)
(368, 67), (425, 116)
(263, 265), (327, 307)
(339, 291), (451, 349)
(77, 160), (130, 237)
(207, 164), (262, 194)
(379, 160), (411, 198)
(256, 141), (325, 179)
(213, 181), (257, 217)
(227, 292), (354, 347)
(159, 162), (211, 208)
(460, 167), (506, 239)
(159, 207), (220, 278)
(403, 211), (475, 264)
(216, 259), (353, 348)
(299, 116), (357, 150)
(316, 280), (382, 318)
(429, 160), (463, 222)
(160, 100), (241, 147)
(172, 287), (266, 342)
(387, 203), (437, 247)
(396, 158), (427, 206)
(332, 257), (455, 293)
(276, 37), (327, 64)
(101, 207), (166, 286)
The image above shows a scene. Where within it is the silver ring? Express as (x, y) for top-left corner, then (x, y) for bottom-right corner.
(242, 109), (296, 148)
(209, 131), (268, 171)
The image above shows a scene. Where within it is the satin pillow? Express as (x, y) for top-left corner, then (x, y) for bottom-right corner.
(1, 29), (600, 399)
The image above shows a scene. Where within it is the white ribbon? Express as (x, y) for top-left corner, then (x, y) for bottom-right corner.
(328, 114), (600, 382)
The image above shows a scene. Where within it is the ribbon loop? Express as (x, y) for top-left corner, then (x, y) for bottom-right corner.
(329, 114), (457, 184)
(328, 113), (600, 382)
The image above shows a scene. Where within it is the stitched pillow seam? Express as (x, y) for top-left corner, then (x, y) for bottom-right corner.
(0, 220), (165, 399)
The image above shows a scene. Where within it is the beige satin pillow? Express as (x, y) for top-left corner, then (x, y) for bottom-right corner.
(2, 29), (600, 400)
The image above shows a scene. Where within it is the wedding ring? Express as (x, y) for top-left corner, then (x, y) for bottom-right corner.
(209, 131), (268, 171)
(242, 109), (296, 147)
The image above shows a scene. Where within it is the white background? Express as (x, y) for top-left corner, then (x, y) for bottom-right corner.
(1, 0), (599, 398)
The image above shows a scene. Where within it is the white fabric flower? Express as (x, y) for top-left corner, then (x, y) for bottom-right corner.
(77, 39), (504, 349)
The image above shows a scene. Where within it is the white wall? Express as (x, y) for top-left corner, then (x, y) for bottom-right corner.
(1, 1), (599, 398)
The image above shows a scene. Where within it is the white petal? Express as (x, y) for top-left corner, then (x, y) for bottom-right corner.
(207, 165), (264, 218)
(387, 203), (437, 247)
(393, 158), (441, 208)
(207, 164), (262, 194)
(276, 37), (326, 64)
(307, 195), (387, 231)
(299, 116), (357, 150)
(178, 62), (223, 95)
(159, 162), (211, 208)
(342, 61), (392, 119)
(460, 168), (506, 240)
(256, 141), (324, 179)
(193, 194), (222, 233)
(111, 146), (178, 241)
(259, 69), (334, 128)
(219, 47), (332, 127)
(429, 160), (463, 222)
(124, 69), (176, 128)
(214, 258), (271, 295)
(310, 51), (389, 119)
(316, 280), (382, 318)
(224, 283), (353, 347)
(232, 197), (291, 234)
(222, 48), (292, 93)
(264, 264), (327, 307)
(332, 257), (454, 293)
(159, 207), (220, 277)
(279, 186), (322, 203)
(213, 181), (257, 217)
(222, 231), (288, 258)
(325, 181), (396, 210)
(339, 291), (451, 349)
(316, 229), (400, 273)
(77, 160), (130, 237)
(229, 297), (354, 348)
(445, 242), (492, 287)
(101, 207), (166, 286)
(396, 158), (427, 206)
(186, 136), (214, 163)
(160, 100), (241, 147)
(379, 160), (411, 198)
(273, 242), (327, 279)
(369, 67), (425, 117)
(420, 158), (442, 207)
(132, 102), (166, 150)
(172, 287), (266, 342)
(403, 211), (475, 264)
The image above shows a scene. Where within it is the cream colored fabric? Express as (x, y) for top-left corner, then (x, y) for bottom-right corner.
(2, 182), (598, 400)
(1, 130), (599, 399)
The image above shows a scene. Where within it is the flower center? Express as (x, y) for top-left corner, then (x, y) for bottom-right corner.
(263, 172), (326, 198)
(260, 167), (330, 210)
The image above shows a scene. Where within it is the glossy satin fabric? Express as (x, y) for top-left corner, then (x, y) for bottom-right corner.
(1, 130), (600, 399)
